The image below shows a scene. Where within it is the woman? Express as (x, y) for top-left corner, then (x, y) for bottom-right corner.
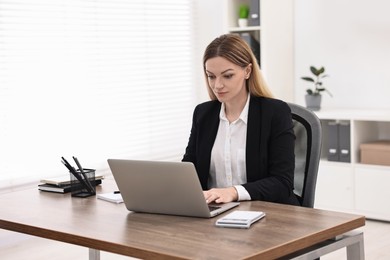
(182, 34), (299, 206)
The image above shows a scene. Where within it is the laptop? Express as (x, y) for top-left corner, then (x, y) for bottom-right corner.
(107, 159), (239, 218)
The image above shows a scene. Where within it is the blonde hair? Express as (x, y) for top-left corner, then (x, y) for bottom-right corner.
(203, 34), (273, 100)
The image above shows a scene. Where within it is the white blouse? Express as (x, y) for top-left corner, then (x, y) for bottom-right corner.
(208, 95), (251, 201)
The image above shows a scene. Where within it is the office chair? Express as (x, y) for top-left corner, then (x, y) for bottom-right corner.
(288, 103), (322, 208)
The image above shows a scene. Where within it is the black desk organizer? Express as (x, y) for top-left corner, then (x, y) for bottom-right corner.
(70, 168), (96, 198)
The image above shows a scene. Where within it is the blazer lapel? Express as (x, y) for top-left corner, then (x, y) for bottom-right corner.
(197, 102), (221, 188)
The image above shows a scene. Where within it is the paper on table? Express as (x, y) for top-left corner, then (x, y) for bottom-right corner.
(97, 192), (124, 204)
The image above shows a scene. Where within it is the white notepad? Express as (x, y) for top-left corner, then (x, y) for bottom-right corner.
(215, 210), (266, 228)
(97, 192), (124, 204)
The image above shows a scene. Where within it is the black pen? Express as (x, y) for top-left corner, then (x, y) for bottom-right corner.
(61, 158), (91, 193)
(61, 157), (76, 173)
(61, 157), (75, 171)
(114, 191), (120, 194)
(73, 156), (95, 194)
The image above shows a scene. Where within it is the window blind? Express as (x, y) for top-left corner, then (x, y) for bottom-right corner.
(0, 0), (196, 190)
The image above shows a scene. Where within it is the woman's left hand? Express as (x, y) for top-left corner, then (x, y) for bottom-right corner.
(203, 187), (238, 204)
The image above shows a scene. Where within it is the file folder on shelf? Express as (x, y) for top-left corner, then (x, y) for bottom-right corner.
(327, 121), (339, 161)
(248, 0), (260, 26)
(326, 120), (351, 162)
(339, 121), (351, 162)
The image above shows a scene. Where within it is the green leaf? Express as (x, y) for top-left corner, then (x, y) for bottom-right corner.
(310, 66), (318, 76)
(310, 66), (325, 76)
(301, 77), (315, 82)
(306, 89), (313, 95)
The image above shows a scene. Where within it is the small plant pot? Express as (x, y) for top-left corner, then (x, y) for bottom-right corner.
(305, 94), (322, 111)
(238, 18), (248, 27)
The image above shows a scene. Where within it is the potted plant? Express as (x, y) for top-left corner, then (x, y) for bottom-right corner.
(301, 66), (332, 111)
(238, 4), (249, 27)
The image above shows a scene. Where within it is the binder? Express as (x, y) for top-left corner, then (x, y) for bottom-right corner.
(338, 121), (351, 162)
(248, 0), (260, 26)
(327, 121), (339, 161)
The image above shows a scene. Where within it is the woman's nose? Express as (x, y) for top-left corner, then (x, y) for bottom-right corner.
(214, 77), (223, 89)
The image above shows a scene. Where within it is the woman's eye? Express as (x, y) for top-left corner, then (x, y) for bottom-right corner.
(224, 74), (233, 79)
(207, 75), (216, 80)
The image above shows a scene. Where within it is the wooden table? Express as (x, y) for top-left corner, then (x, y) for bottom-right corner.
(0, 179), (365, 259)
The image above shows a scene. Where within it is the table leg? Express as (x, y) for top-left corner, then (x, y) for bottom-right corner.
(283, 231), (364, 260)
(89, 248), (100, 260)
(347, 232), (365, 260)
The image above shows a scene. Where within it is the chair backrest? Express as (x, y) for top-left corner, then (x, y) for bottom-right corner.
(288, 103), (322, 208)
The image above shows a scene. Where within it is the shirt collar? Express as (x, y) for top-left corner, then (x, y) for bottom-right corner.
(219, 94), (250, 124)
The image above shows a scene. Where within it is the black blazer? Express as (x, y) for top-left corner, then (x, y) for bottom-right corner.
(182, 96), (300, 206)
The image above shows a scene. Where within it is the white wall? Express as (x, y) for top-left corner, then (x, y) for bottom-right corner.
(262, 0), (294, 102)
(294, 0), (390, 109)
(193, 0), (227, 103)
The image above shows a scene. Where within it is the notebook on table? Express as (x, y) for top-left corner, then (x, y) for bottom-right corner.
(107, 159), (239, 218)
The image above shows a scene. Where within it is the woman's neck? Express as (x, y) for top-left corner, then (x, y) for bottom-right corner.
(224, 93), (249, 123)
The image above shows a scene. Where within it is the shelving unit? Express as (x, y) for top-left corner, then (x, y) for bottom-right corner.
(227, 0), (262, 67)
(314, 109), (390, 221)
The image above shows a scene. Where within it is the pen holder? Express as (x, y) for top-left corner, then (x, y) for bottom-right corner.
(70, 168), (96, 198)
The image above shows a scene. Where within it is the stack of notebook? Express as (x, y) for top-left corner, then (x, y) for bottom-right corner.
(38, 174), (104, 193)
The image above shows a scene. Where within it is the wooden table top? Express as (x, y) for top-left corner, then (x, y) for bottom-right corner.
(0, 178), (365, 260)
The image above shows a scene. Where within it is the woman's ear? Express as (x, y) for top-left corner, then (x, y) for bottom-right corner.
(245, 63), (252, 79)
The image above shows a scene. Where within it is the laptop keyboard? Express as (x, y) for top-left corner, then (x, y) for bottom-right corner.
(208, 205), (221, 212)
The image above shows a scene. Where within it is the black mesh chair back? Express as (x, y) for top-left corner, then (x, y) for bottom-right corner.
(288, 103), (322, 208)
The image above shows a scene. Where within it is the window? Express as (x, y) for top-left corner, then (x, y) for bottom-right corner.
(0, 0), (196, 190)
